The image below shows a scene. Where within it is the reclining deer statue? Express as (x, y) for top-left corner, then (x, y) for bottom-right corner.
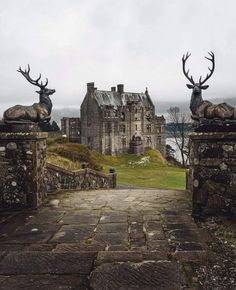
(3, 65), (55, 124)
(182, 51), (235, 122)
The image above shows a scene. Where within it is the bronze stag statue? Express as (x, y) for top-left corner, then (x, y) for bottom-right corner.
(3, 65), (55, 124)
(182, 52), (235, 123)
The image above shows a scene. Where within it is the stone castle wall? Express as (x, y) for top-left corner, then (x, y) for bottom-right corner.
(0, 132), (48, 209)
(46, 163), (116, 192)
(189, 132), (236, 216)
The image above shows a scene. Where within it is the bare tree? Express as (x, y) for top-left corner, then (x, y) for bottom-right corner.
(167, 107), (191, 167)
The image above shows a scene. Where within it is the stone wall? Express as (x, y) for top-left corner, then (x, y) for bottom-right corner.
(189, 132), (236, 216)
(0, 132), (48, 209)
(46, 163), (116, 193)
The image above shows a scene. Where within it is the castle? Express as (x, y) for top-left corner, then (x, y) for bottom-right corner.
(80, 82), (166, 156)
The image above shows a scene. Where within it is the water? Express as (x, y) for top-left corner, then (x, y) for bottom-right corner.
(166, 137), (182, 162)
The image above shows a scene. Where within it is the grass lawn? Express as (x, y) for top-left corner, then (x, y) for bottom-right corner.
(47, 138), (186, 190)
(95, 149), (186, 190)
(103, 164), (186, 190)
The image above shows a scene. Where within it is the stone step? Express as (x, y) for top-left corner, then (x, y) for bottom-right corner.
(0, 274), (87, 290)
(0, 251), (96, 275)
(95, 250), (168, 266)
(90, 260), (183, 290)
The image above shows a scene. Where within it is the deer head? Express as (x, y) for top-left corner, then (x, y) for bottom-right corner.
(17, 65), (56, 96)
(182, 51), (215, 115)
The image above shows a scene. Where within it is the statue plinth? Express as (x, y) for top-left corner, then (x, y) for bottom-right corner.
(0, 121), (41, 133)
(0, 130), (48, 209)
(188, 131), (236, 217)
(193, 119), (236, 133)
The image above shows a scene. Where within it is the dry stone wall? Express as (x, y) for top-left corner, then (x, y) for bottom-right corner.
(46, 163), (116, 193)
(189, 132), (236, 216)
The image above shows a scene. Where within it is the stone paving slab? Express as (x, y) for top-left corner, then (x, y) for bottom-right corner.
(0, 275), (87, 290)
(0, 251), (96, 275)
(0, 188), (213, 289)
(95, 250), (168, 266)
(90, 261), (183, 290)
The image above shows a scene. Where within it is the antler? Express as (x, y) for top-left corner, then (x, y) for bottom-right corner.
(17, 65), (48, 89)
(182, 52), (195, 85)
(199, 51), (215, 85)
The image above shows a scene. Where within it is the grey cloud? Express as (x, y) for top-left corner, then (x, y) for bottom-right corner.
(0, 0), (236, 117)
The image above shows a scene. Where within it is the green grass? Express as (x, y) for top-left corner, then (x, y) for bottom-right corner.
(47, 137), (186, 190)
(102, 160), (186, 190)
(94, 147), (186, 190)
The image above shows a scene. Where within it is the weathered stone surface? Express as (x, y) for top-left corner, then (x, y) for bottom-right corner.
(96, 223), (128, 233)
(62, 214), (99, 225)
(94, 232), (128, 246)
(1, 224), (61, 244)
(46, 163), (116, 192)
(100, 213), (127, 223)
(0, 132), (48, 209)
(189, 132), (236, 215)
(90, 261), (182, 290)
(0, 188), (214, 289)
(0, 275), (87, 290)
(54, 242), (106, 252)
(0, 252), (96, 274)
(96, 251), (167, 266)
(49, 225), (94, 243)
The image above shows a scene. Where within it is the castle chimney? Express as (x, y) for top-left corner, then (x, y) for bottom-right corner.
(87, 82), (95, 93)
(117, 84), (124, 94)
(111, 87), (116, 92)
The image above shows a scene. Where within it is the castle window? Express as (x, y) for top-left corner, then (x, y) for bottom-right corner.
(121, 112), (125, 121)
(122, 138), (126, 147)
(135, 108), (138, 113)
(147, 124), (151, 133)
(119, 124), (126, 133)
(105, 122), (111, 133)
(135, 124), (138, 131)
(146, 136), (152, 146)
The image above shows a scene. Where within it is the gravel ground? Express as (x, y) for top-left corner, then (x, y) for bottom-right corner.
(197, 216), (236, 290)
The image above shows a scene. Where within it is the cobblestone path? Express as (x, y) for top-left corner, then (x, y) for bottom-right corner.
(0, 189), (212, 289)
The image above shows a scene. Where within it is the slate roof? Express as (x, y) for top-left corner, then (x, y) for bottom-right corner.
(92, 90), (154, 108)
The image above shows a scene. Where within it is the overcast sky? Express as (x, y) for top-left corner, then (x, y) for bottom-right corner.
(0, 0), (236, 115)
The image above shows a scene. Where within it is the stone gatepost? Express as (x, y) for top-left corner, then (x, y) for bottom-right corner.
(189, 132), (236, 217)
(0, 130), (48, 209)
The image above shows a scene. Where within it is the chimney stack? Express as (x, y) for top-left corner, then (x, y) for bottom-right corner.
(87, 82), (95, 93)
(117, 84), (124, 94)
(111, 87), (116, 92)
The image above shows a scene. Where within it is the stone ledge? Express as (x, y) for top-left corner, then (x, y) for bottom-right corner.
(0, 132), (48, 140)
(46, 162), (111, 178)
(190, 131), (236, 140)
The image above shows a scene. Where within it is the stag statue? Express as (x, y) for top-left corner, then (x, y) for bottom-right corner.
(3, 65), (55, 124)
(182, 52), (235, 123)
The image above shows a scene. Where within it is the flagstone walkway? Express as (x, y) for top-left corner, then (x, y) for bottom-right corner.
(0, 188), (212, 290)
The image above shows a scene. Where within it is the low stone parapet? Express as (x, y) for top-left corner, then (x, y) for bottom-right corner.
(189, 132), (236, 216)
(46, 163), (116, 193)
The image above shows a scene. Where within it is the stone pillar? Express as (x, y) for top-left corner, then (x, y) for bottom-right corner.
(109, 167), (117, 188)
(189, 132), (236, 216)
(0, 132), (48, 209)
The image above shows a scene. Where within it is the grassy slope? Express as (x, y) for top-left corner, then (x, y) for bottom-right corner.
(47, 137), (186, 190)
